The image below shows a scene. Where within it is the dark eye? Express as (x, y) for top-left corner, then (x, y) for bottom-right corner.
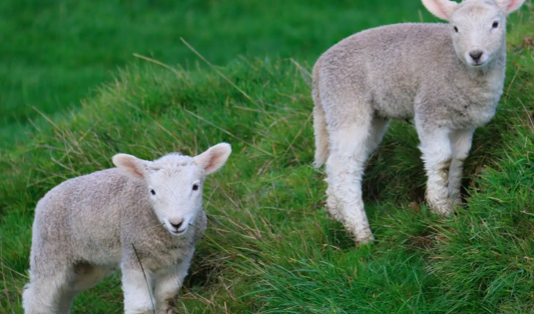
(453, 26), (459, 33)
(150, 189), (156, 195)
(192, 184), (199, 191)
(492, 21), (499, 28)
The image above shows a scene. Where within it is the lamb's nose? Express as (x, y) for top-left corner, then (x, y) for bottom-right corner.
(170, 219), (184, 230)
(469, 50), (483, 62)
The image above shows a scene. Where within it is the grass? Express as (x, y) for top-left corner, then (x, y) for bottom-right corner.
(0, 0), (426, 149)
(1, 0), (534, 313)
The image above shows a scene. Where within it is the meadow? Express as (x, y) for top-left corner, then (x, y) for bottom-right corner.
(1, 0), (534, 313)
(0, 0), (424, 149)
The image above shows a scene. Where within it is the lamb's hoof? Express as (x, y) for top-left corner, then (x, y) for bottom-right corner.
(157, 300), (177, 314)
(354, 229), (375, 246)
(426, 197), (455, 216)
(430, 205), (454, 216)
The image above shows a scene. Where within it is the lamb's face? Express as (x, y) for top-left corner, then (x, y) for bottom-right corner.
(422, 0), (525, 67)
(146, 158), (205, 236)
(113, 143), (232, 237)
(449, 0), (507, 68)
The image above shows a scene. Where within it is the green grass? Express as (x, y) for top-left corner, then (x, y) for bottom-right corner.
(0, 0), (426, 149)
(1, 1), (534, 313)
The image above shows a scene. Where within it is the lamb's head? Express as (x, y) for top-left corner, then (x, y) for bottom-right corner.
(112, 143), (232, 236)
(422, 0), (524, 67)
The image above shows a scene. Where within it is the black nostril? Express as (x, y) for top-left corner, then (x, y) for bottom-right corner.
(170, 221), (183, 229)
(469, 50), (483, 61)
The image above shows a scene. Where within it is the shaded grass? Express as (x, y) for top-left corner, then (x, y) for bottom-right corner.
(1, 2), (534, 314)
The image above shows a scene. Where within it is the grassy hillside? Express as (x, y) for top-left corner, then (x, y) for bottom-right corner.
(1, 1), (534, 313)
(0, 0), (426, 149)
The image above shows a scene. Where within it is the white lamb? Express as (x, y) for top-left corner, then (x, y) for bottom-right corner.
(312, 0), (525, 244)
(22, 143), (232, 314)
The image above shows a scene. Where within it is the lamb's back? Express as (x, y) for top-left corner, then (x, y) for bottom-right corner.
(32, 169), (141, 268)
(320, 23), (456, 80)
(316, 23), (502, 124)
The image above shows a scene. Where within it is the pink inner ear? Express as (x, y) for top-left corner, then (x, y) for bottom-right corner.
(423, 0), (456, 20)
(498, 0), (524, 13)
(508, 0), (522, 12)
(434, 3), (448, 18)
(195, 143), (231, 174)
(205, 154), (221, 172)
(132, 167), (143, 178)
(124, 159), (143, 178)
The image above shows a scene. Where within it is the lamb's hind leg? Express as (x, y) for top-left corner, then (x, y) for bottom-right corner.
(22, 269), (77, 314)
(325, 118), (376, 244)
(448, 129), (475, 206)
(416, 123), (453, 215)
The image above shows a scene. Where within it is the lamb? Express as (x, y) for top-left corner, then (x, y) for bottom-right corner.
(22, 143), (232, 314)
(312, 0), (525, 244)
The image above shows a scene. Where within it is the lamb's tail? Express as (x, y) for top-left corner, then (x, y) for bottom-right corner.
(312, 60), (329, 168)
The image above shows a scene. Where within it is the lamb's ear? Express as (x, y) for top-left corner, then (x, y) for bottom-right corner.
(495, 0), (525, 14)
(422, 0), (458, 21)
(112, 154), (149, 180)
(194, 143), (232, 175)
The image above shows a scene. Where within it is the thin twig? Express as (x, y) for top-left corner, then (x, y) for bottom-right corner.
(32, 106), (59, 129)
(1, 241), (16, 314)
(133, 53), (183, 78)
(284, 112), (313, 156)
(233, 106), (267, 113)
(1, 264), (29, 280)
(184, 109), (273, 157)
(517, 97), (534, 131)
(180, 38), (266, 112)
(289, 58), (312, 87)
(505, 66), (520, 98)
(131, 243), (156, 314)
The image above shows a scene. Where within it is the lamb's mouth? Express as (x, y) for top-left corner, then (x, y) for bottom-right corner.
(469, 60), (488, 67)
(170, 228), (187, 235)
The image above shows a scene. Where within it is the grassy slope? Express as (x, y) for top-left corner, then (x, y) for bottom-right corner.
(1, 3), (534, 314)
(0, 0), (423, 149)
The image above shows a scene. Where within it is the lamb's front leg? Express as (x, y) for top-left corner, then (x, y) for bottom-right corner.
(122, 267), (156, 314)
(448, 129), (475, 206)
(154, 250), (195, 314)
(416, 124), (453, 215)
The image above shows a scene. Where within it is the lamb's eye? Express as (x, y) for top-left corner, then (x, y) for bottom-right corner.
(150, 189), (156, 195)
(192, 184), (199, 191)
(492, 21), (499, 28)
(453, 26), (459, 33)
